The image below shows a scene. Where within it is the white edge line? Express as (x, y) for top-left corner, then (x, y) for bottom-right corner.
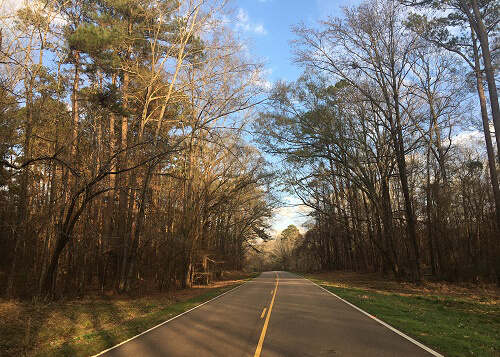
(301, 275), (445, 357)
(91, 274), (262, 357)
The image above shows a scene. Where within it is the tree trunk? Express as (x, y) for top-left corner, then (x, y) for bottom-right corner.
(117, 70), (130, 293)
(124, 163), (155, 292)
(426, 146), (437, 276)
(40, 191), (87, 296)
(472, 29), (500, 232)
(392, 87), (421, 283)
(468, 0), (500, 159)
(6, 76), (33, 298)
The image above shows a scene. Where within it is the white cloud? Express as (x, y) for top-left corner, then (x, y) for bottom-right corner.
(235, 8), (268, 35)
(453, 130), (483, 146)
(274, 206), (298, 218)
(253, 66), (273, 90)
(0, 0), (22, 16)
(271, 195), (312, 233)
(1, 0), (67, 27)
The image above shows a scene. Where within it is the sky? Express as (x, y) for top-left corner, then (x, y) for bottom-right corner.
(232, 0), (360, 84)
(228, 0), (362, 234)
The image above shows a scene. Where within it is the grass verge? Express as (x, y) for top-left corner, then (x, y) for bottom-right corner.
(304, 272), (499, 357)
(1, 272), (259, 357)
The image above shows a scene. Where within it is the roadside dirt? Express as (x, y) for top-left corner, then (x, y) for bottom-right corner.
(307, 270), (500, 303)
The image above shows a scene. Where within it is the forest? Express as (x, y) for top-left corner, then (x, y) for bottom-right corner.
(0, 0), (499, 304)
(0, 0), (274, 299)
(253, 0), (500, 284)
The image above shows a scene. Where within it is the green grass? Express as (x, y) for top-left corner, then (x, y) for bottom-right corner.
(1, 274), (258, 357)
(306, 276), (499, 357)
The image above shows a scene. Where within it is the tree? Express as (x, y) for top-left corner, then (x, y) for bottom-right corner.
(0, 0), (274, 298)
(275, 225), (301, 270)
(404, 0), (500, 230)
(403, 0), (500, 156)
(255, 0), (499, 283)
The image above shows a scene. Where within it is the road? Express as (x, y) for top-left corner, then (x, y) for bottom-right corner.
(95, 271), (441, 357)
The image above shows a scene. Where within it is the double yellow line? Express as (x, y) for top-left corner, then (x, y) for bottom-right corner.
(254, 273), (279, 357)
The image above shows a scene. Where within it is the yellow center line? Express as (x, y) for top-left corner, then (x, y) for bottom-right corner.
(254, 273), (279, 357)
(260, 307), (267, 318)
(271, 289), (274, 295)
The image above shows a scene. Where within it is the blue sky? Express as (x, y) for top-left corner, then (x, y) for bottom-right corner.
(229, 0), (362, 234)
(232, 0), (360, 83)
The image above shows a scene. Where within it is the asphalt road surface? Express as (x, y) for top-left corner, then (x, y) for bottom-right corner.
(95, 271), (441, 357)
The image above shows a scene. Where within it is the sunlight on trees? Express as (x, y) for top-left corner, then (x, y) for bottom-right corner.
(0, 0), (274, 298)
(254, 0), (499, 283)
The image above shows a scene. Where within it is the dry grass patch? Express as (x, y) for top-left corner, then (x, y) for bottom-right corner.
(310, 271), (499, 303)
(0, 271), (258, 357)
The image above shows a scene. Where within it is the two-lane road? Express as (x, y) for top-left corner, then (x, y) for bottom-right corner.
(96, 271), (441, 357)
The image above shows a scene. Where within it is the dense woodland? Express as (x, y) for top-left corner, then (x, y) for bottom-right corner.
(0, 0), (274, 298)
(1, 0), (499, 300)
(254, 0), (500, 283)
